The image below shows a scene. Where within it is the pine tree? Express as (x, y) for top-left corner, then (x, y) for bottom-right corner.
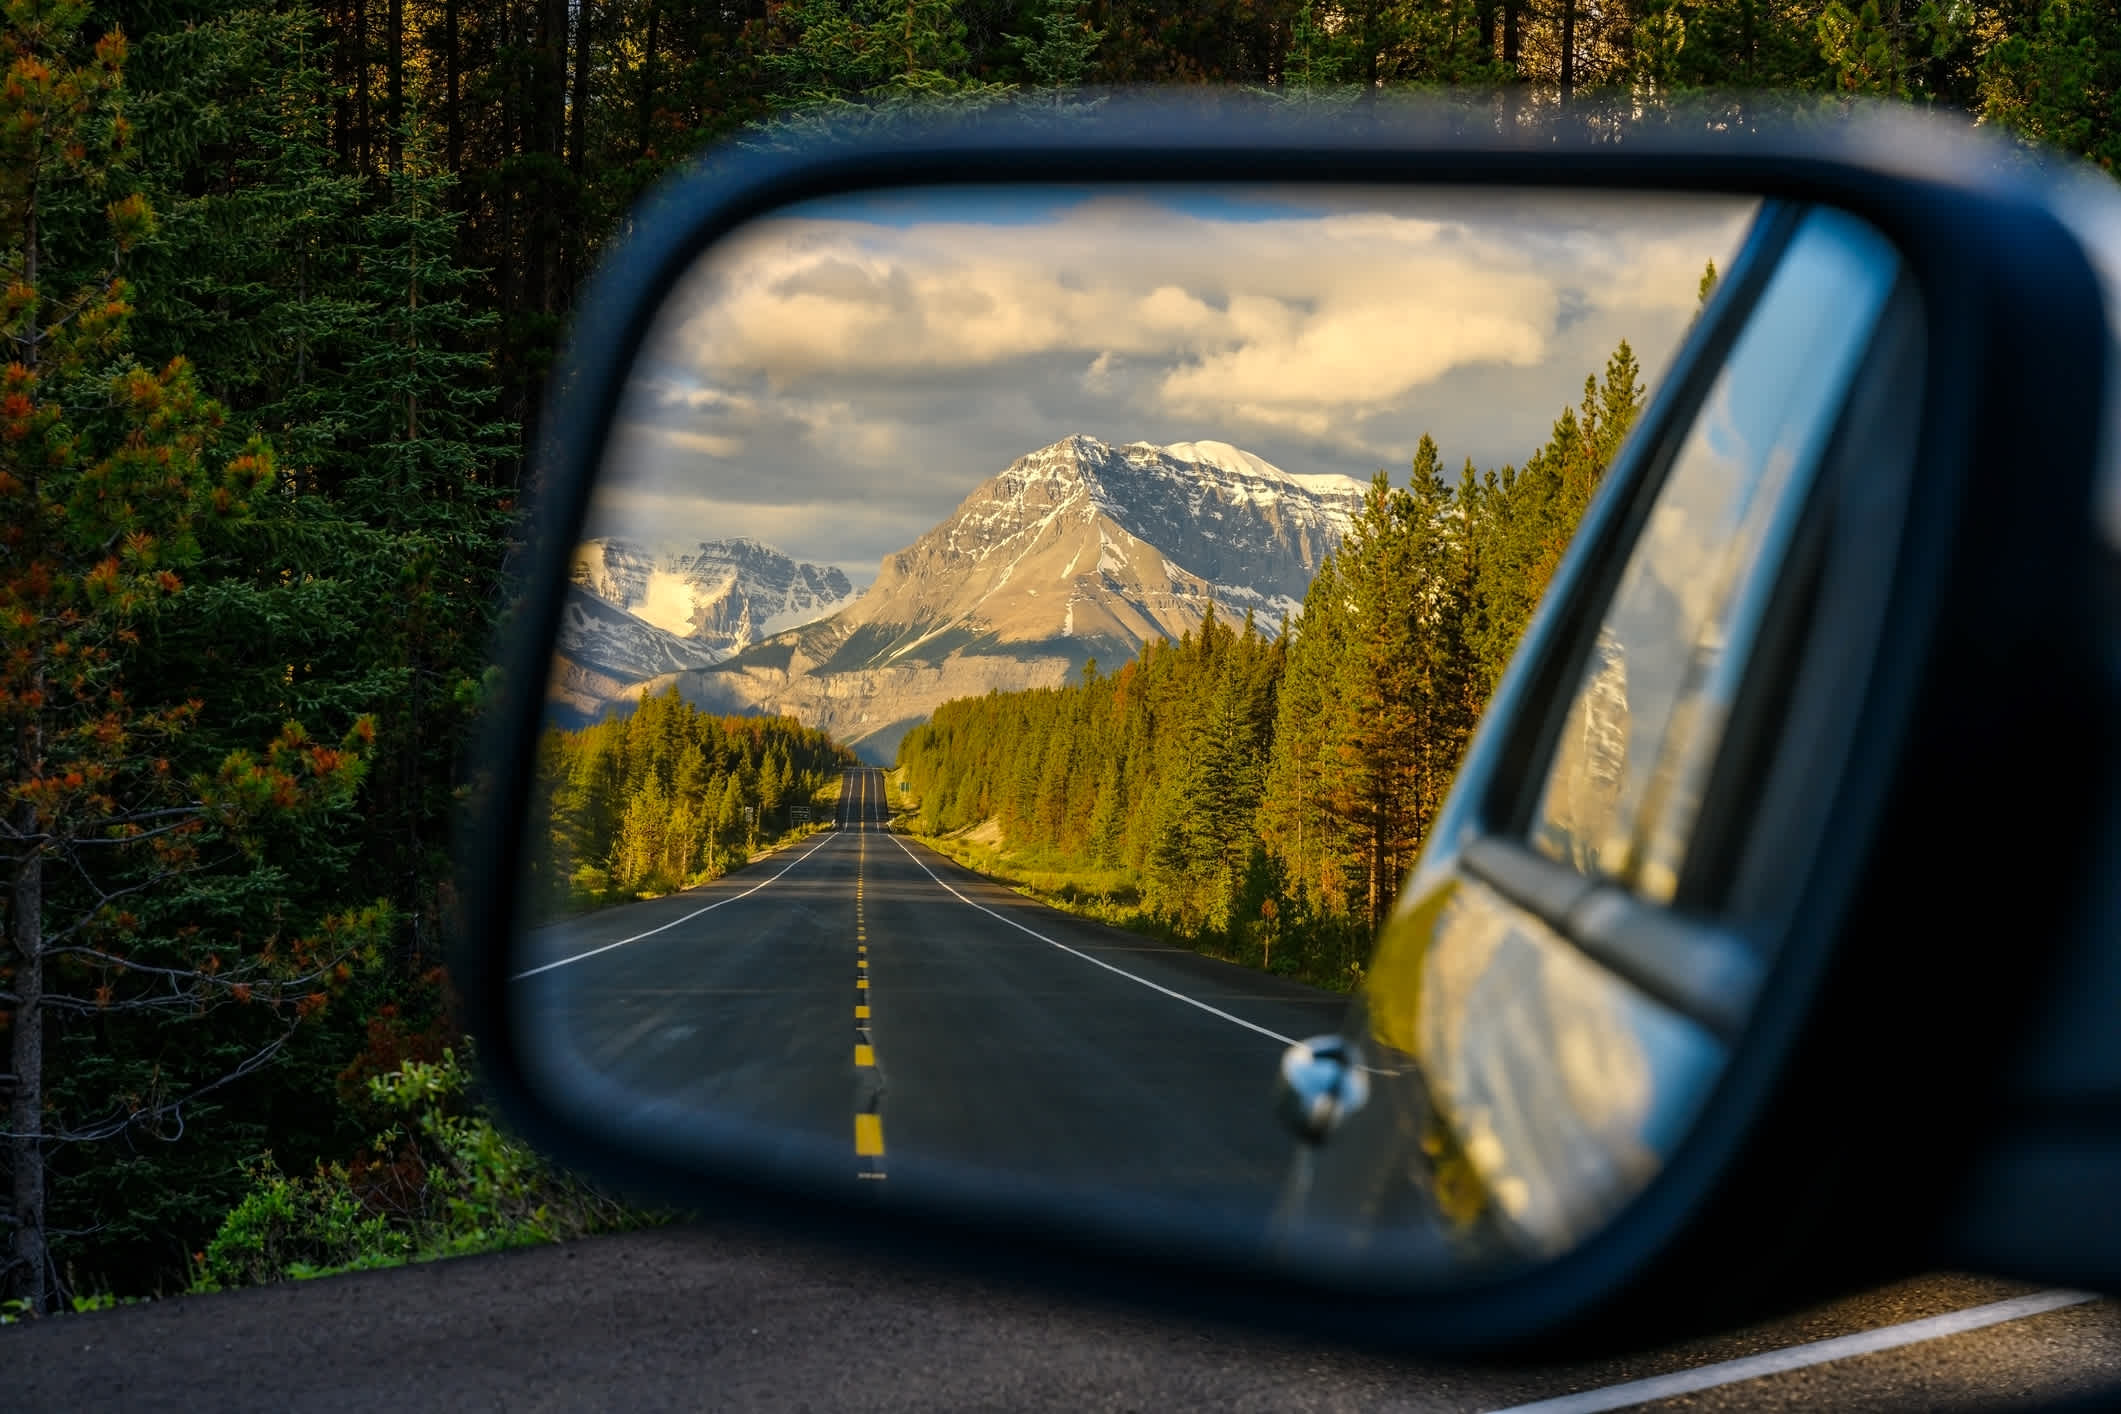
(757, 0), (1016, 119)
(325, 114), (513, 963)
(1016, 0), (1105, 97)
(1979, 0), (2121, 174)
(0, 2), (377, 1311)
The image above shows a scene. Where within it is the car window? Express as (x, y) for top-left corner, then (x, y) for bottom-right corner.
(1528, 206), (1904, 904)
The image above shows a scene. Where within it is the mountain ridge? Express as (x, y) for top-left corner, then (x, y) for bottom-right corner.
(554, 536), (858, 699)
(617, 436), (1364, 760)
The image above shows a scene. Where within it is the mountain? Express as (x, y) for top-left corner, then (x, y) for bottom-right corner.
(628, 437), (1366, 762)
(569, 536), (858, 660)
(825, 435), (1362, 659)
(554, 583), (726, 681)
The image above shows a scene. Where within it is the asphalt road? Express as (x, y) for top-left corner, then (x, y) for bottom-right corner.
(10, 1225), (2118, 1411)
(512, 767), (1352, 1221)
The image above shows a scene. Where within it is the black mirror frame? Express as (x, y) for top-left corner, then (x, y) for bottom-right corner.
(453, 92), (2121, 1357)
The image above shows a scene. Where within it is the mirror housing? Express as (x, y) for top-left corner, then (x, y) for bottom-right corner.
(456, 93), (2121, 1356)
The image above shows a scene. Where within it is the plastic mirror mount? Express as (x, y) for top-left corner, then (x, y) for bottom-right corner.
(452, 93), (2121, 1359)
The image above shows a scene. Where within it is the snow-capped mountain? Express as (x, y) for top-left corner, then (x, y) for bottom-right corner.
(633, 437), (1366, 760)
(549, 536), (858, 724)
(568, 537), (858, 660)
(802, 434), (1362, 665)
(553, 584), (726, 684)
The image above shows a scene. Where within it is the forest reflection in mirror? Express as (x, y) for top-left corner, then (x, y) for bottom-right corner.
(509, 183), (1761, 1278)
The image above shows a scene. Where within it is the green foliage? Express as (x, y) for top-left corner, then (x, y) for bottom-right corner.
(1017, 0), (1107, 89)
(192, 1153), (410, 1290)
(529, 690), (856, 919)
(191, 1048), (661, 1292)
(761, 0), (1020, 116)
(1980, 0), (2121, 173)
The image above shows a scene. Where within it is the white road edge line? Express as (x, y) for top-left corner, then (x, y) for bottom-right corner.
(886, 831), (1301, 1047)
(512, 828), (842, 980)
(1481, 1288), (2100, 1414)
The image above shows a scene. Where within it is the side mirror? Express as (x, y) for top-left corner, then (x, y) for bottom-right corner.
(456, 96), (2121, 1355)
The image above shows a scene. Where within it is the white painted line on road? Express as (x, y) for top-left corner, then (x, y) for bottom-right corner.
(886, 832), (1301, 1048)
(1481, 1288), (2100, 1414)
(512, 830), (841, 980)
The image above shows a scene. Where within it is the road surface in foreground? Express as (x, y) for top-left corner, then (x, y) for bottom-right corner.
(9, 1228), (2116, 1412)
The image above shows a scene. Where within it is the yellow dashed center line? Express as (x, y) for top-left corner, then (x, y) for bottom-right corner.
(853, 771), (884, 1179)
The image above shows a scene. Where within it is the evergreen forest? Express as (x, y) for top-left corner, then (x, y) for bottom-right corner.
(528, 694), (854, 918)
(4, 0), (2118, 1316)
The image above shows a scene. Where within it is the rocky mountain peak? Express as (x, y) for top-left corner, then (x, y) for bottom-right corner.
(559, 436), (1370, 761)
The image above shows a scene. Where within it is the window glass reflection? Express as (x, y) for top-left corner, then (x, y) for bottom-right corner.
(1531, 209), (1902, 902)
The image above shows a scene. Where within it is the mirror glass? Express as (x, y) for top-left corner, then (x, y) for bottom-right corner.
(506, 182), (1883, 1286)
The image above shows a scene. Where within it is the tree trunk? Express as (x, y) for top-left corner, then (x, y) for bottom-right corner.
(638, 2), (658, 159)
(1560, 0), (1577, 103)
(355, 0), (372, 173)
(7, 827), (45, 1315)
(1502, 0), (1519, 68)
(408, 226), (420, 445)
(569, 0), (591, 183)
(444, 0), (462, 172)
(566, 0), (593, 293)
(1362, 0), (1380, 89)
(388, 0), (404, 172)
(1367, 793), (1385, 934)
(334, 0), (355, 166)
(6, 168), (47, 1320)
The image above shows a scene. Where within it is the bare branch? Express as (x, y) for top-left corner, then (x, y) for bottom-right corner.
(35, 850), (241, 951)
(0, 798), (202, 850)
(4, 1024), (299, 1145)
(42, 944), (346, 993)
(61, 817), (211, 849)
(37, 992), (205, 1015)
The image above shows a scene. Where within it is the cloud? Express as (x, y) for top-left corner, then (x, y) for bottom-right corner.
(641, 426), (745, 459)
(653, 189), (1750, 452)
(597, 186), (1759, 568)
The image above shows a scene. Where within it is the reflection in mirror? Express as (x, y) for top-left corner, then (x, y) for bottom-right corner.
(1529, 207), (1904, 905)
(1296, 204), (1913, 1274)
(510, 183), (1780, 1284)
